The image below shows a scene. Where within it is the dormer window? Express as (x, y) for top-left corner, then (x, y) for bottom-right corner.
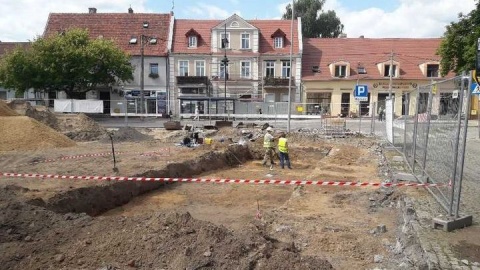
(335, 65), (347, 78)
(188, 36), (197, 48)
(384, 64), (397, 77)
(271, 28), (286, 49)
(426, 64), (439, 77)
(312, 66), (320, 73)
(274, 37), (283, 48)
(357, 66), (367, 74)
(185, 28), (201, 48)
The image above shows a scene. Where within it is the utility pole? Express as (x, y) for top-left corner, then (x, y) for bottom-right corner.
(287, 0), (295, 133)
(140, 35), (145, 119)
(221, 23), (229, 117)
(388, 50), (394, 99)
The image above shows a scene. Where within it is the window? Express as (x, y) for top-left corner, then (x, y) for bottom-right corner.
(241, 61), (251, 78)
(241, 33), (250, 49)
(282, 61), (291, 78)
(149, 63), (159, 75)
(384, 64), (397, 77)
(179, 60), (189, 76)
(188, 36), (197, 48)
(220, 63), (229, 79)
(220, 33), (230, 49)
(195, 61), (205, 76)
(427, 64), (439, 78)
(334, 65), (347, 77)
(274, 37), (283, 48)
(265, 61), (275, 77)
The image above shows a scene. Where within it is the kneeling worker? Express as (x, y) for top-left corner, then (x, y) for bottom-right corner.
(278, 132), (292, 169)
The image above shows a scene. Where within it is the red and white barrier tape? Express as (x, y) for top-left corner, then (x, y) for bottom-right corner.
(0, 172), (447, 187)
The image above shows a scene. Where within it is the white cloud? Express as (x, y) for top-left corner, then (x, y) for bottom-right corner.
(0, 0), (148, 42)
(327, 0), (476, 38)
(185, 3), (235, 19)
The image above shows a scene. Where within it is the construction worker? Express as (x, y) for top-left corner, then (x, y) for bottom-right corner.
(278, 132), (292, 169)
(262, 127), (275, 169)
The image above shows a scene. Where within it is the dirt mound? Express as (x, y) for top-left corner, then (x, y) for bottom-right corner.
(56, 113), (107, 141)
(0, 100), (19, 116)
(0, 116), (76, 151)
(100, 126), (153, 143)
(7, 100), (59, 130)
(0, 187), (333, 270)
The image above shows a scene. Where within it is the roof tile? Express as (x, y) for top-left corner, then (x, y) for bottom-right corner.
(44, 12), (171, 56)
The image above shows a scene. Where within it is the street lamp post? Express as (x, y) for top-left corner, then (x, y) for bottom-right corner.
(221, 24), (229, 117)
(130, 21), (157, 118)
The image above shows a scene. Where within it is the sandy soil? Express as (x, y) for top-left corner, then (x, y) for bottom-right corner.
(0, 128), (409, 269)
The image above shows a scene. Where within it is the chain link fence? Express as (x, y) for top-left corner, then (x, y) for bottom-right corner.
(385, 74), (472, 217)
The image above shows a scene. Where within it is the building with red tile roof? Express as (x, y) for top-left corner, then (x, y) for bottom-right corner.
(301, 37), (457, 117)
(170, 14), (302, 116)
(43, 7), (173, 116)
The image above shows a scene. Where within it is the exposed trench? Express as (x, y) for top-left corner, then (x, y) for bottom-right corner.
(32, 144), (254, 216)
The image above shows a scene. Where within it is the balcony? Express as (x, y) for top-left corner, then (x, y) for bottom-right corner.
(176, 76), (209, 85)
(263, 76), (294, 87)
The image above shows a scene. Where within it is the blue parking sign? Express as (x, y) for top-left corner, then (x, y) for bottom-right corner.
(354, 85), (368, 101)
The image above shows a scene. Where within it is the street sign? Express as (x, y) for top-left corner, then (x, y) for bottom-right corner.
(354, 85), (368, 101)
(471, 83), (480, 94)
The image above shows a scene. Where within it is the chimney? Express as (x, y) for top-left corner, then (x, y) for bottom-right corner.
(128, 7), (134, 13)
(359, 35), (364, 38)
(88, 7), (97, 14)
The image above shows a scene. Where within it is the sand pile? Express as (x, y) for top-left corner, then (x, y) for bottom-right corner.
(56, 113), (107, 141)
(0, 116), (76, 151)
(100, 126), (152, 143)
(0, 100), (19, 116)
(7, 100), (59, 130)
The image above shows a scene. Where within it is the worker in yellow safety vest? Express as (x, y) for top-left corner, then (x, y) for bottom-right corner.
(262, 127), (275, 169)
(277, 132), (291, 169)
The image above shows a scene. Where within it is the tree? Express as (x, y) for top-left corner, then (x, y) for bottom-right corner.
(283, 0), (344, 38)
(438, 1), (480, 76)
(0, 28), (134, 98)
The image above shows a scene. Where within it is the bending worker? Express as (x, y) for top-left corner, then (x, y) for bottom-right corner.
(278, 132), (292, 169)
(262, 127), (275, 169)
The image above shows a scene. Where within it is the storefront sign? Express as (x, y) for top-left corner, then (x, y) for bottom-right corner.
(372, 82), (417, 90)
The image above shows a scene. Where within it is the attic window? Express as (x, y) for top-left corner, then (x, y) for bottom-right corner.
(231, 21), (239, 27)
(129, 37), (138, 44)
(274, 37), (283, 48)
(426, 64), (439, 77)
(357, 66), (367, 74)
(335, 65), (347, 78)
(312, 66), (320, 73)
(384, 64), (397, 77)
(188, 36), (197, 48)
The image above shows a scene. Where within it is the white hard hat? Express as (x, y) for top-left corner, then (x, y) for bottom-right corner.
(266, 127), (273, 132)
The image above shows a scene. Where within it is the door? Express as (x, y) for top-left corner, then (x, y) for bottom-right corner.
(341, 93), (350, 117)
(99, 91), (110, 114)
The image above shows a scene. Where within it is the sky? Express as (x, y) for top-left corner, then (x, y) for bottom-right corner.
(0, 0), (476, 42)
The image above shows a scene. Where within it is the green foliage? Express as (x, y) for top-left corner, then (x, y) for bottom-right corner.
(438, 1), (480, 76)
(282, 0), (344, 38)
(0, 28), (133, 97)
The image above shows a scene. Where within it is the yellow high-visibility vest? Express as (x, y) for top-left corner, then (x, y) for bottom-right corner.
(278, 137), (288, 153)
(264, 134), (274, 148)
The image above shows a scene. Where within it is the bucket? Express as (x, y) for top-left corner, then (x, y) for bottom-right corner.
(205, 138), (213, 145)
